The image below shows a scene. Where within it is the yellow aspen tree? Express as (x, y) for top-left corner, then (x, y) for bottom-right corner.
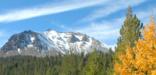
(114, 17), (156, 75)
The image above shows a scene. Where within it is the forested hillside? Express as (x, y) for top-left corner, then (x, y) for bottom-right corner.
(0, 50), (113, 75)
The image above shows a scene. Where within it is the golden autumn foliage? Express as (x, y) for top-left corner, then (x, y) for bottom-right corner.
(114, 17), (156, 75)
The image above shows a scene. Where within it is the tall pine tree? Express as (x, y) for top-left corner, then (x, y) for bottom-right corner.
(115, 6), (143, 53)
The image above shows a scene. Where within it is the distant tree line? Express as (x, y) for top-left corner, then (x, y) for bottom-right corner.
(0, 50), (114, 75)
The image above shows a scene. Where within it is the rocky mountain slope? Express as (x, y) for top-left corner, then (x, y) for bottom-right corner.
(0, 30), (108, 56)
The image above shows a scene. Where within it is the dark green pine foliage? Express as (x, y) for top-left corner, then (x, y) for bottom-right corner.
(59, 53), (83, 75)
(115, 6), (143, 53)
(0, 50), (114, 75)
(83, 51), (99, 75)
(83, 50), (114, 75)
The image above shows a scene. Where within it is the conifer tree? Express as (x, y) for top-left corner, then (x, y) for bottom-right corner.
(83, 50), (114, 75)
(83, 51), (99, 75)
(59, 53), (82, 75)
(115, 6), (143, 53)
(114, 17), (156, 75)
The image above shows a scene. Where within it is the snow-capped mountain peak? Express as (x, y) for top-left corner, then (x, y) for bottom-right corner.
(0, 30), (108, 56)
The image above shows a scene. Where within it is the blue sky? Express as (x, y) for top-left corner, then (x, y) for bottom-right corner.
(0, 0), (155, 48)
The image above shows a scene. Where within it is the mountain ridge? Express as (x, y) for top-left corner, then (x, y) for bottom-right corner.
(0, 30), (109, 56)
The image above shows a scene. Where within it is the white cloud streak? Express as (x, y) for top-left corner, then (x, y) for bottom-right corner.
(0, 0), (107, 23)
(69, 16), (125, 49)
(75, 17), (123, 42)
(83, 0), (147, 22)
(136, 8), (156, 25)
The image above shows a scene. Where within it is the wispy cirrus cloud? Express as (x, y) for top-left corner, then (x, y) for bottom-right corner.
(0, 0), (107, 23)
(76, 24), (119, 40)
(72, 18), (123, 49)
(75, 17), (124, 44)
(83, 0), (147, 22)
(136, 8), (156, 24)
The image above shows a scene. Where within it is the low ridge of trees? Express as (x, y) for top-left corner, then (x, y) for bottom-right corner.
(0, 50), (114, 75)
